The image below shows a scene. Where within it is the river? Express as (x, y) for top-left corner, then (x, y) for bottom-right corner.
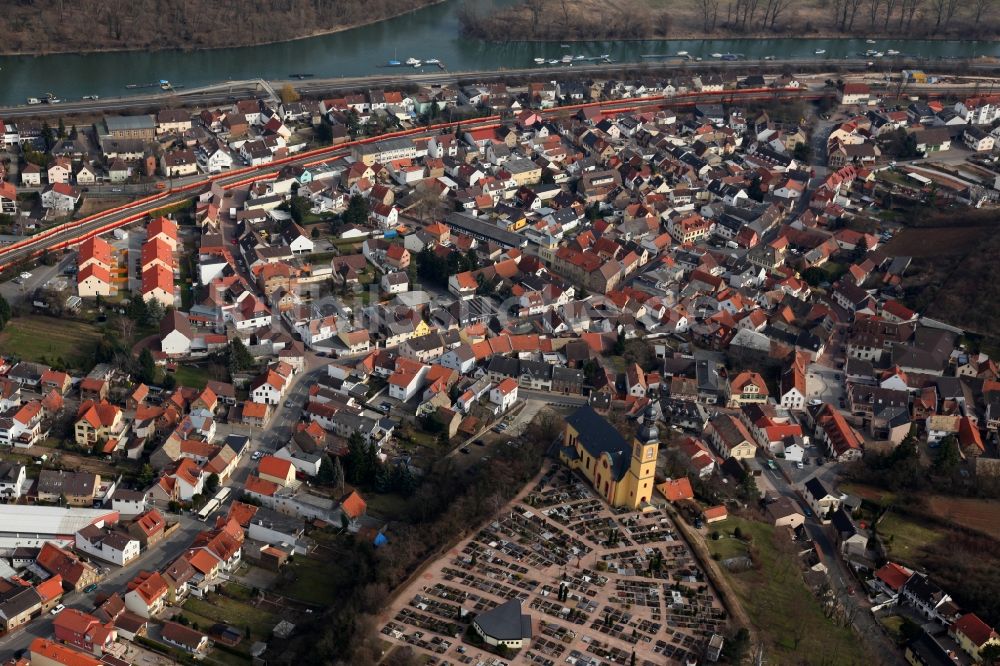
(0, 0), (998, 107)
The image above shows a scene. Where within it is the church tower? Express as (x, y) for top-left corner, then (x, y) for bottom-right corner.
(628, 403), (660, 507)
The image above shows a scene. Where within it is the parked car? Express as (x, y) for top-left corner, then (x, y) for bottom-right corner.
(83, 583), (98, 593)
(473, 439), (485, 447)
(50, 604), (66, 615)
(796, 461), (804, 469)
(459, 446), (471, 455)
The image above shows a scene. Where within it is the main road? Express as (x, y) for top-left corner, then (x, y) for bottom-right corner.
(1, 55), (996, 119)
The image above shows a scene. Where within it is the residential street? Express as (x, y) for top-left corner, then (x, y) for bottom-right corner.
(0, 514), (205, 656)
(759, 461), (907, 666)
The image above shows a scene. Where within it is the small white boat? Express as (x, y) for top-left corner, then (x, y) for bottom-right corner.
(548, 59), (560, 64)
(711, 52), (722, 58)
(534, 57), (546, 64)
(560, 43), (570, 48)
(561, 54), (573, 63)
(874, 51), (884, 57)
(600, 53), (610, 59)
(575, 55), (586, 60)
(866, 39), (877, 44)
(677, 51), (689, 56)
(425, 58), (440, 64)
(886, 49), (899, 56)
(763, 55), (776, 60)
(815, 49), (826, 55)
(405, 57), (421, 65)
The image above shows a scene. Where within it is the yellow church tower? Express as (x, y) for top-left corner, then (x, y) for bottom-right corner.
(618, 403), (660, 509)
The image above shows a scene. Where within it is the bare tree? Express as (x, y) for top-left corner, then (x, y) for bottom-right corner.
(524, 0), (545, 37)
(764, 0), (792, 28)
(115, 316), (136, 344)
(929, 0), (959, 29)
(697, 0), (721, 30)
(973, 0), (994, 24)
(883, 0), (899, 28)
(844, 0), (865, 29)
(899, 0), (924, 31)
(867, 0), (883, 27)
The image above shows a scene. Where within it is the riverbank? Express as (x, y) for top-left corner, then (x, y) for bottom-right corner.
(0, 0), (446, 57)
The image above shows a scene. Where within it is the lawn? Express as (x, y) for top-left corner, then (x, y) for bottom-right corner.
(183, 595), (276, 637)
(877, 511), (943, 564)
(171, 364), (215, 390)
(0, 315), (104, 368)
(365, 491), (409, 519)
(705, 534), (749, 561)
(710, 516), (869, 665)
(277, 555), (343, 606)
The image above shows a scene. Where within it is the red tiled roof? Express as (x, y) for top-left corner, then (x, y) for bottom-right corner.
(340, 491), (367, 520)
(126, 570), (167, 605)
(244, 475), (279, 497)
(703, 505), (728, 521)
(874, 562), (913, 592)
(258, 455), (293, 480)
(29, 639), (101, 666)
(34, 574), (64, 603)
(133, 509), (165, 537)
(658, 478), (694, 501)
(952, 613), (999, 648)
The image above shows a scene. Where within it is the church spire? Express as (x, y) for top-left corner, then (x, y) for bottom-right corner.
(637, 403), (659, 444)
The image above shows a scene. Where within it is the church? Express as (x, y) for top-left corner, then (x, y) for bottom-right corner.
(559, 403), (659, 509)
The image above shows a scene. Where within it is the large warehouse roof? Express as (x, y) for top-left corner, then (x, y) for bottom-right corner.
(0, 505), (117, 536)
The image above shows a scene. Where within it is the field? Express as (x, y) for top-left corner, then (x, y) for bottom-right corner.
(924, 496), (1000, 540)
(0, 315), (104, 369)
(884, 225), (993, 258)
(709, 516), (869, 664)
(888, 212), (1000, 343)
(876, 512), (943, 563)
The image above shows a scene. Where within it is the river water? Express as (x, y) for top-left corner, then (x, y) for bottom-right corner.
(0, 0), (998, 107)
